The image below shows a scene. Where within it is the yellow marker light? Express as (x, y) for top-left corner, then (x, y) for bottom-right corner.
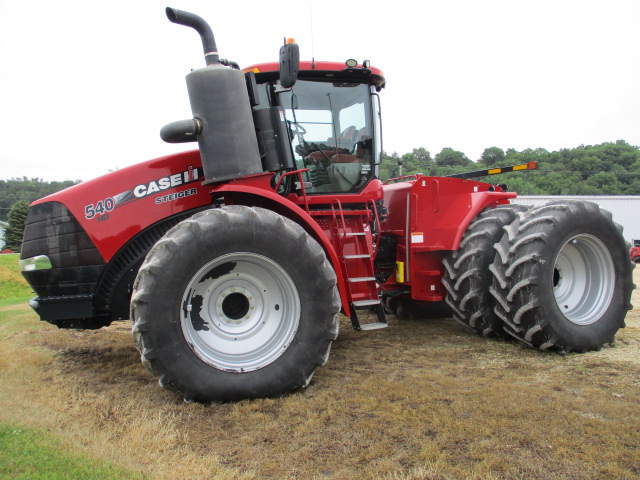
(396, 261), (405, 283)
(242, 67), (262, 74)
(286, 37), (296, 44)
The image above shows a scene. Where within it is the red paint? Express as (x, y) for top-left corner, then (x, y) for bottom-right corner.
(34, 150), (212, 261)
(380, 175), (515, 301)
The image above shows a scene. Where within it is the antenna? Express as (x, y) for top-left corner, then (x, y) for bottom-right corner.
(309, 1), (316, 69)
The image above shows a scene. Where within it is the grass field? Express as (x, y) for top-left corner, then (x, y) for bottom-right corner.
(0, 254), (638, 479)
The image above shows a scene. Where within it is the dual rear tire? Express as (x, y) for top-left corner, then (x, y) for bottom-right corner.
(442, 204), (527, 338)
(445, 201), (634, 352)
(490, 201), (634, 352)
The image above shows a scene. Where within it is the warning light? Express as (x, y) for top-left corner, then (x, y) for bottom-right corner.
(345, 59), (358, 67)
(286, 37), (296, 45)
(242, 67), (261, 74)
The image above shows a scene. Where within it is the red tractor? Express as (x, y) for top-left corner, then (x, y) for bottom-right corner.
(19, 9), (635, 402)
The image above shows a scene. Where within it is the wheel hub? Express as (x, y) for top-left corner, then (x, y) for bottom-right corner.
(180, 252), (300, 372)
(552, 234), (615, 326)
(215, 285), (257, 327)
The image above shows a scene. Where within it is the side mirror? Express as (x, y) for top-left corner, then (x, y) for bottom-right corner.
(279, 40), (299, 89)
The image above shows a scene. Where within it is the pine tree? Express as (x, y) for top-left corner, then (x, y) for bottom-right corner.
(4, 200), (30, 252)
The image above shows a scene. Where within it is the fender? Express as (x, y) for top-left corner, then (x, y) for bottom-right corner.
(211, 175), (352, 317)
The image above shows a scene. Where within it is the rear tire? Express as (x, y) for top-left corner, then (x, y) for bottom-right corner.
(490, 201), (634, 352)
(131, 206), (340, 401)
(442, 204), (528, 338)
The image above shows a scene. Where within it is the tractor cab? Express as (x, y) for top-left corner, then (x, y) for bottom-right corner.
(244, 60), (386, 195)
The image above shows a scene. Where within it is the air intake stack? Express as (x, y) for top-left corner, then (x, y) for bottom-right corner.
(162, 8), (263, 184)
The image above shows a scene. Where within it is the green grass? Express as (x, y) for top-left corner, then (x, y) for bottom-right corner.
(0, 254), (34, 305)
(0, 425), (145, 480)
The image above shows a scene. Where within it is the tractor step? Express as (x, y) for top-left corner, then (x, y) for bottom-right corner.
(349, 301), (388, 331)
(352, 299), (381, 307)
(359, 322), (388, 331)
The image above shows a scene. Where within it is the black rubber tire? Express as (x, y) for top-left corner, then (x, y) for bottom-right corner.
(131, 206), (340, 402)
(442, 204), (528, 338)
(490, 201), (635, 353)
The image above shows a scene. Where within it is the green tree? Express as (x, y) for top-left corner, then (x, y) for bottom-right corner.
(434, 148), (473, 167)
(479, 147), (506, 166)
(4, 200), (29, 252)
(0, 178), (78, 222)
(378, 151), (401, 181)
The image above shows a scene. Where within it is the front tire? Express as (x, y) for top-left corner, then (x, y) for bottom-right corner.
(490, 201), (634, 352)
(131, 206), (340, 402)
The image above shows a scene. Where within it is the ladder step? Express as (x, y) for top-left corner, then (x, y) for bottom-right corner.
(348, 277), (376, 283)
(359, 322), (389, 331)
(344, 254), (370, 259)
(349, 302), (387, 331)
(352, 299), (381, 307)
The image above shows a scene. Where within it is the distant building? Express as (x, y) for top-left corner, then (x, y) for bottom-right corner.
(514, 196), (640, 245)
(0, 220), (8, 250)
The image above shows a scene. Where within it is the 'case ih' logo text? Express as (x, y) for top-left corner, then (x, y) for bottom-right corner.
(84, 166), (202, 220)
(133, 167), (199, 198)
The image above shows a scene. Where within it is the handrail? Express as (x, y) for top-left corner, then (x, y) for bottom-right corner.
(330, 198), (348, 240)
(274, 168), (310, 213)
(367, 199), (382, 258)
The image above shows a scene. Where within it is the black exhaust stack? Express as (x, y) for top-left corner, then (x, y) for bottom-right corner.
(165, 8), (219, 65)
(162, 8), (262, 184)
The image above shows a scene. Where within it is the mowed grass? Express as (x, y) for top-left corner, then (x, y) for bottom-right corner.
(0, 254), (33, 306)
(0, 256), (143, 479)
(0, 260), (638, 479)
(0, 424), (144, 480)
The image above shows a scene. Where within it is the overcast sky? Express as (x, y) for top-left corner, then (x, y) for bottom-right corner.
(1, 0), (639, 182)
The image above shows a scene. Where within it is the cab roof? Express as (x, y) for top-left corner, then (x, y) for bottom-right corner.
(243, 61), (386, 90)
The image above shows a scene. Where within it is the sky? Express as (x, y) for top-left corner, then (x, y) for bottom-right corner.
(1, 0), (639, 182)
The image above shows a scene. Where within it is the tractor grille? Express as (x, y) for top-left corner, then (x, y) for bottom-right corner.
(21, 201), (105, 297)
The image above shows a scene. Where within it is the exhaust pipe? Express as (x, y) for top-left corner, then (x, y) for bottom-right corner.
(162, 7), (263, 184)
(165, 8), (219, 65)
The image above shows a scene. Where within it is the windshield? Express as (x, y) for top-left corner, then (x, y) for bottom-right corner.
(278, 81), (375, 194)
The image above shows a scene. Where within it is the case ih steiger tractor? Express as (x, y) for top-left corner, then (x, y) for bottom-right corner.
(20, 9), (634, 402)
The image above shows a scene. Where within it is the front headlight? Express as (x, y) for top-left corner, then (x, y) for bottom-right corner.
(19, 255), (53, 272)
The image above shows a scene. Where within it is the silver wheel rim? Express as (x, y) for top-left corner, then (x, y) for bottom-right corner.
(180, 252), (300, 372)
(552, 234), (614, 326)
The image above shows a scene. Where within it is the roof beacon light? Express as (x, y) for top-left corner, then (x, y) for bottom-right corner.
(345, 59), (358, 67)
(286, 37), (296, 45)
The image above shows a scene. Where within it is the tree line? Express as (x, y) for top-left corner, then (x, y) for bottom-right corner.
(1, 140), (639, 251)
(0, 178), (79, 223)
(379, 140), (640, 195)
